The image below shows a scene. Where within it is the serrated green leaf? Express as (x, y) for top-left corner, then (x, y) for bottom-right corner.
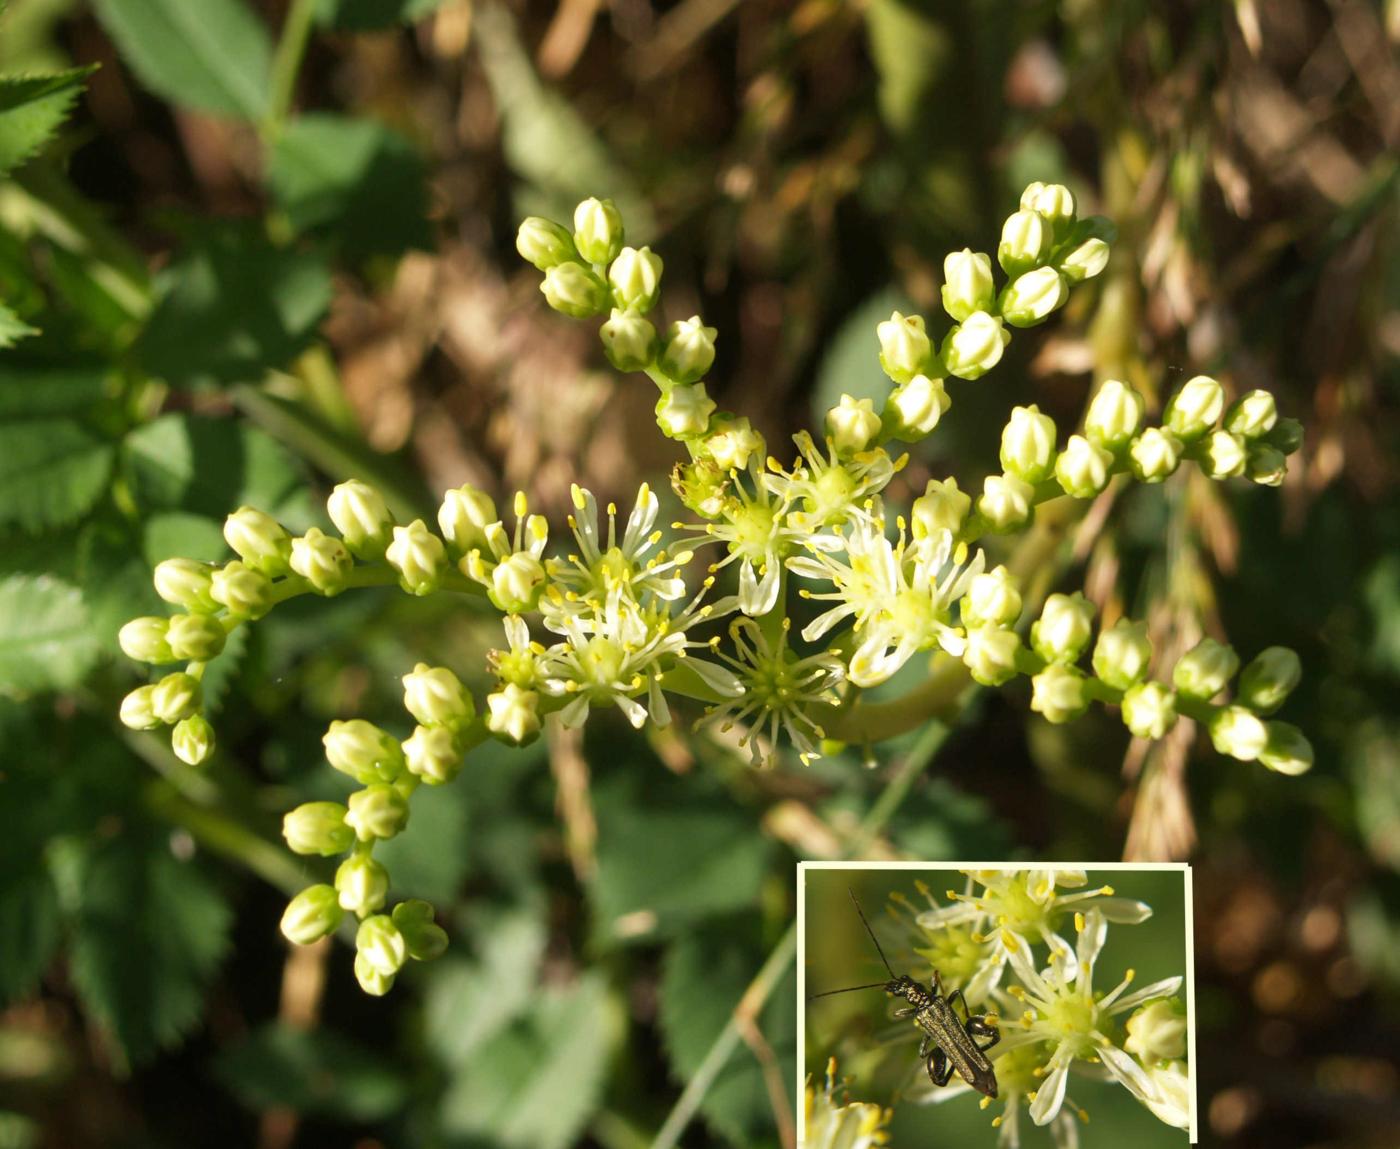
(659, 927), (797, 1148)
(267, 113), (432, 260)
(0, 574), (103, 693)
(0, 361), (111, 418)
(137, 225), (331, 388)
(0, 65), (95, 175)
(0, 417), (113, 531)
(317, 0), (448, 30)
(91, 0), (271, 120)
(214, 1024), (409, 1120)
(69, 829), (232, 1063)
(123, 413), (303, 517)
(438, 972), (617, 1149)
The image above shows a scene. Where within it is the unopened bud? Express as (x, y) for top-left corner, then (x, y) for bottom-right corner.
(655, 382), (716, 439)
(283, 801), (355, 856)
(488, 552), (546, 614)
(171, 714), (215, 765)
(487, 683), (541, 744)
(1000, 404), (1058, 483)
(1000, 267), (1068, 328)
(963, 625), (1022, 687)
(1196, 430), (1246, 480)
(151, 672), (201, 723)
(1125, 999), (1187, 1064)
(119, 685), (161, 730)
(166, 613), (227, 661)
(941, 251), (995, 322)
(335, 852), (389, 914)
(1246, 442), (1287, 487)
(224, 507), (291, 575)
(599, 309), (657, 372)
(289, 528), (353, 595)
(1209, 705), (1268, 761)
(1163, 376), (1224, 441)
(1129, 428), (1183, 483)
(977, 473), (1035, 533)
(354, 951), (396, 995)
(403, 724), (463, 784)
(1172, 637), (1238, 700)
(608, 245), (662, 312)
(403, 662), (474, 728)
(1237, 647), (1301, 714)
(438, 485), (497, 557)
(998, 209), (1052, 275)
(1084, 380), (1145, 449)
(280, 884), (344, 945)
(1267, 417), (1304, 456)
(1031, 664), (1090, 723)
(1057, 236), (1110, 283)
(704, 417), (764, 472)
(884, 373), (950, 439)
(1223, 390), (1277, 440)
(328, 480), (394, 559)
(356, 914), (407, 977)
(1055, 433), (1114, 498)
(1121, 680), (1177, 739)
(1092, 619), (1152, 690)
(323, 719), (405, 784)
(572, 197), (624, 264)
(1031, 592), (1095, 664)
(1259, 721), (1313, 776)
(825, 394), (882, 455)
(153, 558), (217, 612)
(942, 312), (1010, 380)
(393, 899), (449, 961)
(541, 262), (609, 318)
(876, 310), (933, 384)
(515, 216), (575, 270)
(659, 316), (718, 384)
(961, 565), (1022, 628)
(1020, 181), (1076, 233)
(911, 477), (971, 539)
(386, 520), (447, 596)
(210, 561), (274, 620)
(119, 616), (173, 664)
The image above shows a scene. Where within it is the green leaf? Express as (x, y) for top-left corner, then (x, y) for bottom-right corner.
(137, 224), (331, 388)
(0, 417), (113, 531)
(267, 114), (432, 260)
(0, 300), (38, 348)
(214, 1024), (409, 1120)
(0, 361), (111, 419)
(69, 828), (232, 1063)
(0, 864), (61, 1005)
(0, 65), (96, 175)
(438, 972), (618, 1149)
(591, 773), (772, 944)
(317, 0), (448, 30)
(659, 927), (797, 1147)
(91, 0), (271, 120)
(123, 413), (304, 518)
(0, 574), (103, 693)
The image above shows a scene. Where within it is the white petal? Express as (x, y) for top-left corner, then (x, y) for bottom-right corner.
(1109, 976), (1184, 1014)
(614, 693), (648, 729)
(686, 657), (745, 698)
(1074, 908), (1107, 988)
(623, 484), (658, 550)
(1029, 1054), (1070, 1125)
(1096, 897), (1153, 924)
(647, 674), (671, 727)
(801, 603), (855, 643)
(1097, 1042), (1157, 1104)
(559, 694), (591, 727)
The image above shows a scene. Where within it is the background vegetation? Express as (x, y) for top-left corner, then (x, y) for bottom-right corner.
(0, 1), (1397, 1147)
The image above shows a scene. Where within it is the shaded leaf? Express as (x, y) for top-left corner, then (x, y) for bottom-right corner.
(0, 574), (103, 693)
(69, 829), (232, 1063)
(0, 417), (112, 532)
(0, 65), (95, 175)
(91, 0), (271, 120)
(215, 1024), (409, 1120)
(317, 0), (448, 30)
(267, 114), (432, 260)
(137, 224), (331, 388)
(0, 361), (111, 418)
(0, 864), (61, 1005)
(0, 300), (38, 348)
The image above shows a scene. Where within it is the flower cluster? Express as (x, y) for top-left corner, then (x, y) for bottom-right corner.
(804, 1058), (892, 1149)
(117, 185), (1309, 990)
(848, 874), (1190, 1147)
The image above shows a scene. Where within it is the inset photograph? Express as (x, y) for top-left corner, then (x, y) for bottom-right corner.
(800, 864), (1194, 1148)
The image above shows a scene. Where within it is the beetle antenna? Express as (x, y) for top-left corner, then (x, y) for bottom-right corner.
(848, 887), (897, 979)
(807, 981), (890, 1001)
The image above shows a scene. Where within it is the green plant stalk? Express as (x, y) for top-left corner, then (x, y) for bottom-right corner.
(266, 0), (319, 136)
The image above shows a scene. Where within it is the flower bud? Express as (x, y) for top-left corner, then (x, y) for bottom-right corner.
(659, 316), (717, 384)
(1092, 619), (1152, 690)
(1000, 267), (1068, 328)
(1172, 637), (1238, 700)
(541, 262), (610, 318)
(166, 613), (227, 661)
(356, 914), (407, 977)
(210, 561), (274, 620)
(941, 250), (995, 322)
(323, 719), (405, 784)
(487, 683), (541, 744)
(438, 484), (497, 557)
(1209, 705), (1268, 761)
(884, 373), (950, 438)
(608, 245), (662, 312)
(119, 685), (161, 730)
(1266, 417), (1304, 455)
(393, 899), (449, 961)
(153, 558), (217, 612)
(119, 617), (173, 664)
(1237, 646), (1301, 714)
(704, 416), (764, 472)
(1020, 181), (1076, 233)
(1223, 390), (1277, 439)
(1084, 380), (1145, 449)
(403, 724), (464, 784)
(825, 394), (882, 455)
(1057, 236), (1110, 283)
(1196, 430), (1246, 479)
(1000, 404), (1058, 482)
(151, 672), (201, 724)
(1246, 442), (1287, 487)
(942, 311), (1010, 380)
(172, 714), (215, 765)
(876, 310), (933, 384)
(335, 853), (390, 914)
(961, 566), (1022, 628)
(489, 552), (546, 614)
(354, 951), (395, 995)
(963, 626), (1022, 687)
(911, 477), (971, 539)
(1031, 592), (1095, 664)
(1129, 428), (1183, 483)
(655, 382), (716, 439)
(344, 778), (408, 845)
(1031, 664), (1090, 724)
(1125, 999), (1187, 1064)
(1121, 680), (1177, 739)
(515, 216), (575, 270)
(572, 197), (624, 264)
(599, 309), (658, 372)
(998, 209), (1052, 275)
(224, 507), (291, 575)
(283, 801), (355, 856)
(403, 662), (474, 728)
(977, 473), (1035, 533)
(1055, 433), (1114, 498)
(289, 528), (353, 595)
(386, 520), (447, 596)
(1259, 721), (1314, 776)
(280, 884), (344, 945)
(328, 480), (394, 559)
(1163, 376), (1224, 441)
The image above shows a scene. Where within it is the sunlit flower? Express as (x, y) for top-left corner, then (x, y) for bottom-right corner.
(761, 431), (901, 534)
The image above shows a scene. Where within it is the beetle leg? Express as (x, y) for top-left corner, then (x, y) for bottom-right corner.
(965, 1015), (1000, 1051)
(893, 1005), (917, 1019)
(917, 1033), (932, 1061)
(927, 1045), (953, 1088)
(946, 988), (970, 1021)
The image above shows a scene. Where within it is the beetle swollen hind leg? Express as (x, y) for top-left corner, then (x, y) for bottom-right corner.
(965, 1015), (1000, 1051)
(927, 1046), (954, 1088)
